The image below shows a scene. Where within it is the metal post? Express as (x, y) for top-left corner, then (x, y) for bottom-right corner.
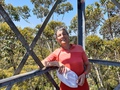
(77, 0), (85, 49)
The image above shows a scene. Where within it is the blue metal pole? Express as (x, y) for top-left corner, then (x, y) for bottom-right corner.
(77, 0), (85, 49)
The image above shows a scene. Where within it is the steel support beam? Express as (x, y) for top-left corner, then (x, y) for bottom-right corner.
(0, 59), (120, 87)
(0, 0), (60, 90)
(89, 59), (120, 67)
(77, 0), (85, 49)
(0, 67), (58, 87)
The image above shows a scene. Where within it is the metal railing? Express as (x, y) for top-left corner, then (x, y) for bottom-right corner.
(0, 59), (120, 88)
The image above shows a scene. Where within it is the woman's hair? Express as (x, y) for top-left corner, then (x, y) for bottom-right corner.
(54, 26), (69, 38)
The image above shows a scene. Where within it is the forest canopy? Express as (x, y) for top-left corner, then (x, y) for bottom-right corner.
(0, 0), (120, 90)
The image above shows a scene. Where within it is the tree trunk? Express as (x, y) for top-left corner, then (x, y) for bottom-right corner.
(93, 63), (105, 89)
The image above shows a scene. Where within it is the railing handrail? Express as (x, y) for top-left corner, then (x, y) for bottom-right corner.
(0, 67), (58, 87)
(89, 59), (120, 67)
(0, 59), (120, 88)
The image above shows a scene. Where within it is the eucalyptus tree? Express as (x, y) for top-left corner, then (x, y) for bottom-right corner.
(85, 35), (105, 90)
(85, 35), (118, 90)
(30, 0), (73, 21)
(69, 2), (103, 36)
(0, 22), (36, 72)
(0, 23), (20, 70)
(1, 0), (30, 22)
(0, 22), (18, 71)
(99, 0), (120, 40)
(100, 16), (120, 39)
(69, 15), (77, 35)
(85, 2), (103, 36)
(85, 35), (120, 90)
(69, 0), (120, 39)
(2, 0), (73, 22)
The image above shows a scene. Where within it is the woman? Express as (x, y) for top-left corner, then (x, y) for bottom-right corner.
(42, 26), (91, 90)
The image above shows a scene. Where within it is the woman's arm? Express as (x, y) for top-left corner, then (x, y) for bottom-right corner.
(81, 47), (91, 75)
(41, 59), (63, 67)
(78, 46), (91, 86)
(84, 60), (91, 75)
(77, 61), (91, 86)
(41, 60), (66, 74)
(41, 59), (48, 67)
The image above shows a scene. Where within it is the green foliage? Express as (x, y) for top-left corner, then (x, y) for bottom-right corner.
(85, 2), (102, 35)
(86, 34), (119, 90)
(7, 4), (20, 21)
(100, 16), (120, 39)
(113, 38), (120, 54)
(0, 70), (7, 79)
(69, 15), (77, 34)
(86, 35), (104, 58)
(55, 2), (73, 15)
(31, 0), (73, 20)
(0, 23), (18, 70)
(2, 0), (30, 21)
(1, 0), (120, 89)
(20, 27), (35, 44)
(69, 2), (103, 36)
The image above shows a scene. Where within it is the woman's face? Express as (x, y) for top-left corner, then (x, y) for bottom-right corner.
(56, 29), (69, 46)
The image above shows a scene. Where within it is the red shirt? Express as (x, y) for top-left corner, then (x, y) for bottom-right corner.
(45, 44), (89, 90)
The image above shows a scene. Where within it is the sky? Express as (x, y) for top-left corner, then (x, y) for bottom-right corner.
(4, 0), (99, 28)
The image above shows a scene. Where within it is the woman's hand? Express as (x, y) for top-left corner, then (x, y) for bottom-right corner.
(46, 61), (59, 67)
(46, 61), (66, 74)
(77, 73), (86, 86)
(58, 65), (67, 74)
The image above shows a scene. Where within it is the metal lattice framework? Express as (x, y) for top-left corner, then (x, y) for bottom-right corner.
(0, 0), (60, 89)
(0, 0), (120, 90)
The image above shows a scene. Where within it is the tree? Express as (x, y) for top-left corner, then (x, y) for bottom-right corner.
(69, 15), (77, 35)
(100, 16), (120, 39)
(1, 0), (120, 90)
(0, 22), (36, 71)
(85, 2), (103, 36)
(86, 35), (104, 59)
(99, 0), (120, 40)
(31, 0), (73, 21)
(1, 0), (30, 22)
(86, 35), (120, 90)
(69, 2), (103, 36)
(0, 22), (17, 70)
